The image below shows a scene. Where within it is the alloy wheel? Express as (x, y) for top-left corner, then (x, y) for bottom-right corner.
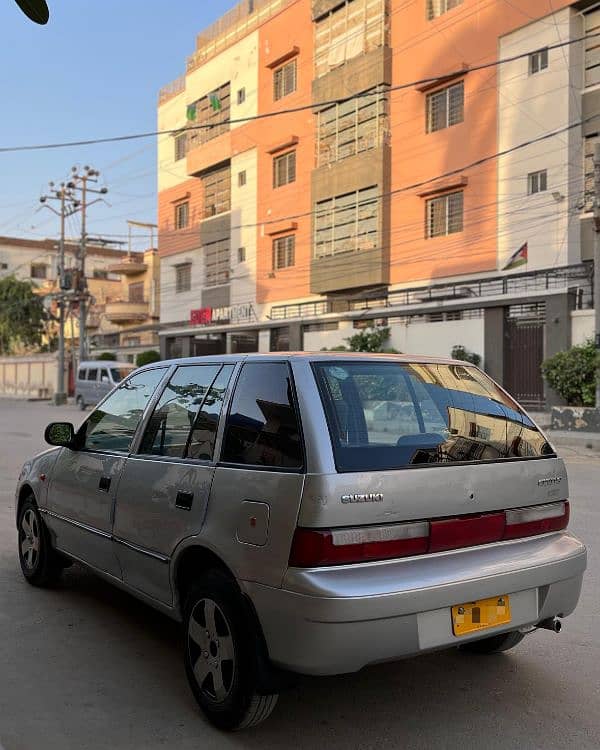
(188, 598), (236, 702)
(20, 508), (41, 570)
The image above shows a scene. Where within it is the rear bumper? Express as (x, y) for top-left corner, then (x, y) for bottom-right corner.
(245, 531), (586, 676)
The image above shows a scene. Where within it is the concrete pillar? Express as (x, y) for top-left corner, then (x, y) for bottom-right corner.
(288, 322), (303, 351)
(544, 292), (575, 407)
(483, 307), (505, 384)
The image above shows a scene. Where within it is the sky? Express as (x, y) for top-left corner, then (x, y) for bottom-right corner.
(0, 0), (231, 250)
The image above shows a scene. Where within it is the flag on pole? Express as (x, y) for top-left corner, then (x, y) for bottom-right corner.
(209, 93), (221, 111)
(186, 103), (197, 122)
(503, 242), (528, 271)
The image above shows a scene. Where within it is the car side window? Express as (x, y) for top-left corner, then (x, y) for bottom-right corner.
(80, 368), (166, 453)
(138, 364), (222, 458)
(221, 362), (303, 469)
(87, 368), (98, 381)
(77, 368), (85, 380)
(99, 368), (110, 383)
(187, 365), (234, 460)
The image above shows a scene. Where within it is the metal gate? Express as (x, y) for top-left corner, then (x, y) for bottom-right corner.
(504, 303), (545, 407)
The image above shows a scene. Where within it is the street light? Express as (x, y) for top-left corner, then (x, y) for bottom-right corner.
(13, 0), (49, 24)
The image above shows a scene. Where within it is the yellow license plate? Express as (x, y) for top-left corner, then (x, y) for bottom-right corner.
(451, 595), (511, 636)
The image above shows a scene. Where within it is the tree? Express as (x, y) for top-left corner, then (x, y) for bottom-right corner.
(451, 345), (482, 367)
(96, 352), (117, 361)
(0, 276), (46, 355)
(321, 326), (399, 353)
(136, 350), (161, 367)
(541, 340), (598, 407)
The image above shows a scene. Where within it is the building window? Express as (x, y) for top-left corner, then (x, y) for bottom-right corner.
(0, 262), (7, 270)
(273, 235), (295, 269)
(426, 81), (464, 133)
(175, 263), (192, 293)
(92, 268), (108, 279)
(273, 59), (297, 101)
(124, 337), (142, 347)
(175, 201), (189, 230)
(202, 163), (231, 218)
(426, 0), (463, 21)
(270, 327), (290, 351)
(30, 263), (47, 279)
(174, 131), (188, 161)
(128, 282), (144, 302)
(315, 0), (387, 79)
(315, 186), (379, 258)
(187, 82), (231, 147)
(528, 169), (547, 195)
(425, 191), (464, 238)
(584, 8), (600, 87)
(585, 134), (598, 211)
(237, 87), (246, 104)
(529, 47), (548, 75)
(205, 239), (230, 287)
(238, 247), (246, 263)
(238, 170), (246, 187)
(317, 88), (388, 166)
(273, 150), (296, 188)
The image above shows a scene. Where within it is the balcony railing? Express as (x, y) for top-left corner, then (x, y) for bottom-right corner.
(104, 299), (150, 324)
(107, 256), (148, 275)
(158, 74), (186, 105)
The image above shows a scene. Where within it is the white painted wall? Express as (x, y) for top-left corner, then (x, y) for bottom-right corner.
(498, 8), (583, 272)
(303, 320), (354, 350)
(571, 309), (594, 345)
(159, 249), (204, 325)
(390, 318), (485, 363)
(230, 149), (258, 306)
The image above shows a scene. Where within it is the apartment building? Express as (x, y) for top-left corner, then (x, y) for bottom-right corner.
(157, 0), (599, 406)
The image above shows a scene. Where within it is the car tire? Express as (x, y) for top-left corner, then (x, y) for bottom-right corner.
(17, 496), (63, 587)
(76, 396), (86, 411)
(183, 570), (279, 731)
(459, 630), (525, 654)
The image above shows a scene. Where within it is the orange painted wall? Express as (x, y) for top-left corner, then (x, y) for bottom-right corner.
(389, 0), (571, 286)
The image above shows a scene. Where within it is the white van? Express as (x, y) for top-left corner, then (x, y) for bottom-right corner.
(74, 360), (135, 410)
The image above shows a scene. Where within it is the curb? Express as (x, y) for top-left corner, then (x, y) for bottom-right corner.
(547, 432), (600, 453)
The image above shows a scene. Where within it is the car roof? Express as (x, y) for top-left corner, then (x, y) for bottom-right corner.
(138, 352), (471, 370)
(79, 360), (136, 368)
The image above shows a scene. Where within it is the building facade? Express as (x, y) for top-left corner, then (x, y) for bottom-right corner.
(157, 0), (599, 406)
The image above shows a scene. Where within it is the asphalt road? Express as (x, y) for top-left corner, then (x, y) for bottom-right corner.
(0, 399), (598, 750)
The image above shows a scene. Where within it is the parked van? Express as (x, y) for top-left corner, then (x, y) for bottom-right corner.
(17, 354), (586, 730)
(74, 360), (136, 410)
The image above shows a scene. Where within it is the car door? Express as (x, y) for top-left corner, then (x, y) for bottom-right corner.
(45, 366), (168, 577)
(112, 363), (235, 604)
(203, 361), (305, 589)
(85, 366), (97, 405)
(98, 366), (113, 401)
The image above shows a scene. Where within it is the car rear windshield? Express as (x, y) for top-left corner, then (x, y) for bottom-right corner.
(312, 361), (554, 472)
(110, 367), (134, 383)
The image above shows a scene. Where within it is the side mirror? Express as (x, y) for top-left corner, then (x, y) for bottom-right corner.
(44, 422), (75, 447)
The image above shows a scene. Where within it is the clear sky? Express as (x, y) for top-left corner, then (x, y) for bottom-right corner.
(0, 0), (231, 250)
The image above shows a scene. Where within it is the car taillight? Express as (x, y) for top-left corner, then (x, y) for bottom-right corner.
(288, 522), (429, 567)
(429, 512), (506, 553)
(503, 500), (569, 540)
(289, 501), (570, 567)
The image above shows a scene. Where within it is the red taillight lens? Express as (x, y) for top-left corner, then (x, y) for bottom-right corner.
(429, 512), (506, 553)
(289, 522), (429, 567)
(503, 500), (569, 540)
(289, 501), (570, 567)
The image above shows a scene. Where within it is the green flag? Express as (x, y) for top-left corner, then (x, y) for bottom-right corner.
(209, 93), (221, 111)
(186, 103), (196, 121)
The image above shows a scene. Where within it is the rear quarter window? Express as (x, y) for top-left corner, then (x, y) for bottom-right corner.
(313, 361), (553, 472)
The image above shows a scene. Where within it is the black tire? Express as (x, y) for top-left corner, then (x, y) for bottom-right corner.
(17, 496), (63, 587)
(183, 570), (278, 731)
(459, 630), (525, 654)
(76, 395), (86, 411)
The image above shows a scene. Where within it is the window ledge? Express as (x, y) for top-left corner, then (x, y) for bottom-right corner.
(171, 192), (191, 204)
(417, 176), (468, 198)
(266, 220), (298, 236)
(266, 46), (300, 69)
(416, 66), (468, 93)
(267, 136), (299, 155)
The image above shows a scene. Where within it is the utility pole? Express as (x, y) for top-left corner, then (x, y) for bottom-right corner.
(594, 143), (600, 409)
(40, 181), (79, 406)
(68, 166), (108, 366)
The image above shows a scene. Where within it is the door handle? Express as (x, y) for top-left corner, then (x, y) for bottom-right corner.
(175, 491), (194, 511)
(99, 476), (111, 492)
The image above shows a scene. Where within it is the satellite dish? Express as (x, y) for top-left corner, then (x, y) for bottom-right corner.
(14, 0), (49, 24)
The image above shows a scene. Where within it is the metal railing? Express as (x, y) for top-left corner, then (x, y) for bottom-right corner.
(158, 74), (186, 105)
(269, 264), (593, 320)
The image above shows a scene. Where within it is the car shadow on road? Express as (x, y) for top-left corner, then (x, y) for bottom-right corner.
(27, 561), (570, 749)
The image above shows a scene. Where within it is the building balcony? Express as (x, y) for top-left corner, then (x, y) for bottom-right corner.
(107, 257), (148, 275)
(104, 299), (150, 324)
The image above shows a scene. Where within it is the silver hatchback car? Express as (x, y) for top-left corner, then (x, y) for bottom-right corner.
(16, 354), (587, 730)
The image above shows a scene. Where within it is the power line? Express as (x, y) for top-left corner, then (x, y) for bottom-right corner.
(0, 32), (597, 154)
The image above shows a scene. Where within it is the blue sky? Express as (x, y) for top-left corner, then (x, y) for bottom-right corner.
(0, 0), (230, 249)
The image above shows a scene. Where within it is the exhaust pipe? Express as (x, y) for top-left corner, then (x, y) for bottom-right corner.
(537, 616), (562, 633)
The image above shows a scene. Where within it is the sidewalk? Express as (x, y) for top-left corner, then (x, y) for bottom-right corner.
(546, 429), (600, 453)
